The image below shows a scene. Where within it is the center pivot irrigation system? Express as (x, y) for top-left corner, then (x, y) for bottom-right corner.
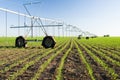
(0, 2), (96, 48)
(0, 2), (63, 48)
(65, 25), (97, 39)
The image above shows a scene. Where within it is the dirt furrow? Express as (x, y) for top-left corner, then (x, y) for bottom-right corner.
(62, 44), (91, 80)
(14, 42), (67, 80)
(38, 42), (70, 80)
(39, 51), (65, 80)
(78, 43), (112, 80)
(0, 49), (45, 79)
(84, 44), (120, 79)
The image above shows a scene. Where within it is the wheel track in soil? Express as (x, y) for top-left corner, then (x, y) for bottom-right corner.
(0, 40), (66, 80)
(6, 40), (68, 80)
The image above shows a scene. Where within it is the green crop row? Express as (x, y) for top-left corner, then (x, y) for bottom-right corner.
(31, 38), (71, 80)
(74, 40), (95, 80)
(92, 45), (120, 62)
(83, 43), (120, 67)
(0, 49), (40, 66)
(8, 39), (68, 80)
(0, 48), (45, 73)
(79, 43), (118, 80)
(0, 37), (67, 67)
(79, 37), (120, 50)
(55, 39), (73, 80)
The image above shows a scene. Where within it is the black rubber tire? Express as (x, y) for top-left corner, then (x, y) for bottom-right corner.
(86, 37), (89, 39)
(15, 36), (26, 48)
(78, 37), (81, 39)
(42, 36), (56, 48)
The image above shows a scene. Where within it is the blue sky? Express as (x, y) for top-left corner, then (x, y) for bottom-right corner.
(0, 0), (120, 36)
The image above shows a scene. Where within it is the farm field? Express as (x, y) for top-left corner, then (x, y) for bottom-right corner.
(0, 37), (120, 80)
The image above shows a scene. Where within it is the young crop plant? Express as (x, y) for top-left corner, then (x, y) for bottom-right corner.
(0, 39), (65, 73)
(0, 49), (38, 66)
(92, 45), (120, 62)
(31, 39), (71, 80)
(87, 43), (120, 56)
(79, 43), (119, 80)
(0, 49), (45, 73)
(84, 43), (120, 67)
(7, 40), (68, 80)
(74, 40), (95, 80)
(56, 39), (73, 80)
